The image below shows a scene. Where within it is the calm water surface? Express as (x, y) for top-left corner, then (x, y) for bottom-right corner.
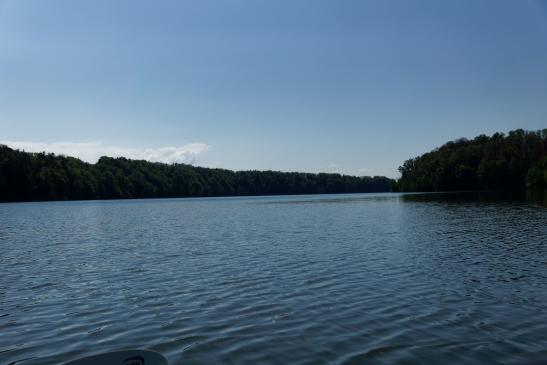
(1, 192), (546, 365)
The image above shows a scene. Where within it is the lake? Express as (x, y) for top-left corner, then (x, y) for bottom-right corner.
(1, 192), (546, 365)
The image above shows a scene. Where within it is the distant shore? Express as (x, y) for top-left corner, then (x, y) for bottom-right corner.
(0, 145), (394, 203)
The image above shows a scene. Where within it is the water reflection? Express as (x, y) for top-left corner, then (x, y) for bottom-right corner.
(399, 190), (547, 207)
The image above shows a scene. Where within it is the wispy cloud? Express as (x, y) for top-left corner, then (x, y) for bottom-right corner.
(0, 141), (210, 165)
(356, 167), (373, 176)
(319, 163), (340, 174)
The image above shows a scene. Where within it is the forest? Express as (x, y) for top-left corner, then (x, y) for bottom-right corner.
(3, 128), (545, 202)
(396, 129), (547, 192)
(0, 145), (393, 202)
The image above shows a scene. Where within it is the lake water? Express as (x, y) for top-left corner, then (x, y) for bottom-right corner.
(1, 192), (546, 365)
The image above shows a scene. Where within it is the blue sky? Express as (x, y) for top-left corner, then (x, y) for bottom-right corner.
(1, 0), (547, 178)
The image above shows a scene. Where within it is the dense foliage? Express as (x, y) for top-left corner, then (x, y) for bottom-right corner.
(0, 145), (393, 202)
(397, 129), (547, 192)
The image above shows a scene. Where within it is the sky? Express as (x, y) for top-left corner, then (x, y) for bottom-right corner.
(1, 0), (547, 178)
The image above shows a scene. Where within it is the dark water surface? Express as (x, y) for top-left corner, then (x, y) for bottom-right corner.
(1, 192), (546, 365)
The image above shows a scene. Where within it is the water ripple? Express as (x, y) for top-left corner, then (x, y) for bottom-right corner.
(0, 193), (546, 364)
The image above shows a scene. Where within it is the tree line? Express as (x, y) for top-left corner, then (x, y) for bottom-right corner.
(0, 145), (394, 202)
(396, 129), (547, 192)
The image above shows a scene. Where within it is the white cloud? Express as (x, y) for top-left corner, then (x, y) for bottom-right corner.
(0, 141), (210, 165)
(318, 163), (339, 173)
(356, 167), (373, 176)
